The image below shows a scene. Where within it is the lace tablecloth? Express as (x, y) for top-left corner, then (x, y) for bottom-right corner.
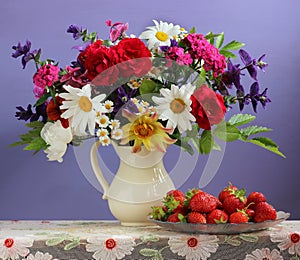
(0, 220), (299, 259)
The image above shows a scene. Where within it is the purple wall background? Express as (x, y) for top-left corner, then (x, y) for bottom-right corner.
(1, 0), (299, 220)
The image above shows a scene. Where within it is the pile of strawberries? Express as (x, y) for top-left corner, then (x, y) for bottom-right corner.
(150, 183), (278, 224)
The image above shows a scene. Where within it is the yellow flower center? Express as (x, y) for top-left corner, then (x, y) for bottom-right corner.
(170, 98), (186, 114)
(134, 123), (154, 139)
(105, 104), (112, 110)
(155, 31), (169, 42)
(100, 118), (107, 125)
(99, 131), (106, 137)
(78, 96), (92, 112)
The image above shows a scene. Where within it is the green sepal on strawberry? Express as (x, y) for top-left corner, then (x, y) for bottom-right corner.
(163, 189), (188, 215)
(149, 206), (167, 221)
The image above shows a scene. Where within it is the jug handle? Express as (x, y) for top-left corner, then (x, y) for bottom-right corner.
(90, 140), (109, 199)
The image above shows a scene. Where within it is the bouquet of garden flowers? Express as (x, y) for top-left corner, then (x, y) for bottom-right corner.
(11, 19), (285, 162)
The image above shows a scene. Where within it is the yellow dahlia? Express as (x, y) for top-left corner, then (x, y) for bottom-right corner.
(120, 109), (176, 153)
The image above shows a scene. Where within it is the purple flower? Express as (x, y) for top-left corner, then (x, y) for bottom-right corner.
(113, 86), (138, 114)
(67, 24), (83, 40)
(12, 40), (41, 69)
(222, 59), (242, 90)
(245, 82), (271, 112)
(254, 54), (268, 72)
(15, 104), (33, 121)
(15, 104), (47, 123)
(160, 39), (178, 52)
(239, 49), (257, 80)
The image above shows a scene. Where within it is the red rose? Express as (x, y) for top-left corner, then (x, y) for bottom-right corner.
(116, 38), (152, 78)
(190, 84), (226, 130)
(78, 40), (120, 86)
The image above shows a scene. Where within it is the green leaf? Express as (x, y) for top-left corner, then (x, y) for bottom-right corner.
(26, 121), (45, 129)
(228, 114), (256, 127)
(239, 234), (258, 243)
(46, 237), (66, 246)
(139, 79), (157, 95)
(189, 26), (196, 33)
(199, 130), (213, 154)
(240, 126), (272, 139)
(24, 137), (47, 152)
(221, 40), (245, 51)
(196, 69), (207, 88)
(34, 92), (51, 107)
(177, 138), (195, 155)
(214, 122), (241, 142)
(219, 50), (236, 59)
(153, 252), (164, 260)
(185, 124), (200, 138)
(247, 137), (286, 158)
(216, 32), (224, 49)
(139, 248), (158, 257)
(64, 239), (80, 250)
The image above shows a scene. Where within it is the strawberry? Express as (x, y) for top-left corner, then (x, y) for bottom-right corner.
(247, 191), (266, 209)
(164, 189), (187, 214)
(223, 188), (247, 215)
(187, 212), (207, 224)
(218, 183), (238, 203)
(229, 210), (249, 224)
(189, 192), (218, 213)
(245, 208), (255, 220)
(207, 209), (228, 224)
(254, 202), (277, 223)
(167, 212), (185, 223)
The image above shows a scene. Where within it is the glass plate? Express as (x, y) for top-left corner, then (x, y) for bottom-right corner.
(148, 211), (290, 234)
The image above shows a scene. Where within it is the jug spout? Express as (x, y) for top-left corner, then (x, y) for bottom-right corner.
(90, 141), (110, 199)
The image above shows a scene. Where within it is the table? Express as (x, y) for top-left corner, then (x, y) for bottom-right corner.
(0, 220), (299, 259)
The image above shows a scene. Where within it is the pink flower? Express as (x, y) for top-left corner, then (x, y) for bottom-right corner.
(60, 65), (88, 88)
(183, 33), (226, 77)
(33, 64), (59, 90)
(106, 20), (129, 42)
(33, 84), (45, 98)
(166, 47), (193, 66)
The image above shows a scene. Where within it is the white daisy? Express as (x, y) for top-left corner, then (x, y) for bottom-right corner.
(271, 231), (300, 256)
(104, 100), (114, 113)
(59, 84), (106, 136)
(111, 129), (123, 140)
(245, 248), (283, 260)
(168, 235), (219, 260)
(40, 121), (73, 163)
(139, 20), (181, 49)
(96, 114), (110, 128)
(0, 237), (33, 260)
(99, 136), (111, 146)
(24, 251), (56, 260)
(86, 236), (135, 260)
(152, 83), (196, 133)
(109, 119), (120, 129)
(96, 128), (109, 138)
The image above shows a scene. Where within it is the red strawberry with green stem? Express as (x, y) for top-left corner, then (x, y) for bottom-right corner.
(223, 188), (247, 215)
(164, 189), (188, 215)
(229, 210), (249, 224)
(207, 209), (228, 224)
(247, 191), (266, 209)
(218, 183), (238, 203)
(167, 212), (186, 223)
